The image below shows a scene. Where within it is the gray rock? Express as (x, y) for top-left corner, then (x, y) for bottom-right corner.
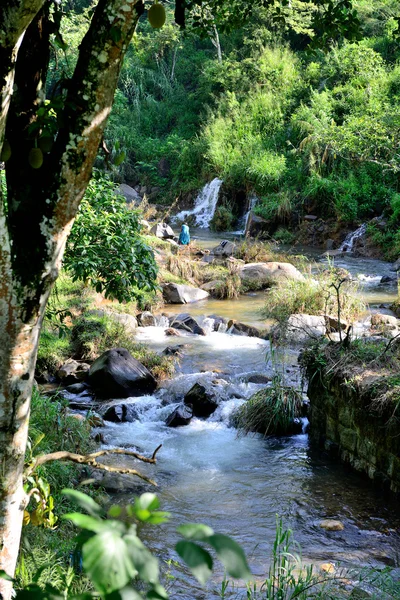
(380, 275), (397, 284)
(88, 348), (157, 400)
(390, 258), (400, 272)
(184, 383), (218, 418)
(243, 374), (272, 384)
(169, 313), (206, 336)
(201, 280), (223, 293)
(102, 403), (139, 423)
(165, 406), (193, 427)
(65, 382), (89, 394)
(162, 283), (209, 304)
(137, 311), (156, 327)
(207, 315), (228, 331)
(227, 320), (261, 338)
(150, 222), (175, 239)
(57, 360), (90, 384)
(276, 314), (326, 342)
(212, 240), (236, 257)
(239, 262), (304, 287)
(118, 183), (142, 205)
(245, 212), (271, 237)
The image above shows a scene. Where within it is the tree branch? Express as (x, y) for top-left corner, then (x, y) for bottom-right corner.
(26, 445), (163, 486)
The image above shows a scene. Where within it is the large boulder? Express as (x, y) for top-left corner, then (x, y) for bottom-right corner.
(239, 262), (304, 288)
(286, 314), (326, 342)
(162, 283), (209, 304)
(150, 222), (175, 239)
(118, 183), (142, 205)
(88, 348), (157, 399)
(184, 383), (218, 418)
(212, 240), (236, 257)
(245, 212), (272, 238)
(165, 405), (193, 427)
(169, 313), (206, 336)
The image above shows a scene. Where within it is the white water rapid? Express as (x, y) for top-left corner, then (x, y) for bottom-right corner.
(338, 223), (367, 252)
(175, 178), (223, 228)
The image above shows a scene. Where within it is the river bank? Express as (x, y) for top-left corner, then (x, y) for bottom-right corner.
(34, 226), (400, 598)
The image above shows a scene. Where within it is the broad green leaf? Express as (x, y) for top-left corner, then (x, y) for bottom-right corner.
(82, 530), (137, 593)
(63, 513), (108, 532)
(124, 534), (159, 584)
(62, 489), (102, 516)
(0, 570), (13, 581)
(207, 534), (252, 580)
(175, 541), (213, 585)
(177, 523), (214, 541)
(135, 493), (159, 511)
(144, 512), (170, 525)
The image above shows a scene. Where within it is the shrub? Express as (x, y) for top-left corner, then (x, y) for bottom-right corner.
(64, 172), (158, 303)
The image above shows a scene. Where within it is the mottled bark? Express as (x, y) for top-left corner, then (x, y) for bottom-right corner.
(0, 0), (143, 596)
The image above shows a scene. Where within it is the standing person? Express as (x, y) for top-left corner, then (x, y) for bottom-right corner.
(179, 222), (190, 245)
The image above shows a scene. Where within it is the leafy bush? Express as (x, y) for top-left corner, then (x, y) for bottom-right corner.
(64, 173), (158, 303)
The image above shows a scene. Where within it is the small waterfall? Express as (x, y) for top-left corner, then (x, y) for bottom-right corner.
(233, 194), (258, 235)
(338, 223), (367, 252)
(175, 178), (223, 228)
(156, 315), (169, 328)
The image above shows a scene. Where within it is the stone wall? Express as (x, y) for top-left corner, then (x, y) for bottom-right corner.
(308, 374), (400, 493)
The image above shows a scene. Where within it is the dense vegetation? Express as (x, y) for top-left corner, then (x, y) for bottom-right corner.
(80, 0), (399, 253)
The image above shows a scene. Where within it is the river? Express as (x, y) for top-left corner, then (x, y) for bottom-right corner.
(95, 231), (400, 597)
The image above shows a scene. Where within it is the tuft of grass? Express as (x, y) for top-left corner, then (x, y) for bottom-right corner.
(263, 270), (365, 326)
(232, 375), (303, 436)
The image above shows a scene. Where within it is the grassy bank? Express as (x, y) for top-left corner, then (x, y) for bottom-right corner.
(37, 273), (174, 382)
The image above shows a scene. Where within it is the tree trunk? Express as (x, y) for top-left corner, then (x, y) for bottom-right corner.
(0, 1), (144, 596)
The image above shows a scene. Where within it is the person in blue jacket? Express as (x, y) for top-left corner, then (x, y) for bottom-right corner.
(178, 223), (190, 245)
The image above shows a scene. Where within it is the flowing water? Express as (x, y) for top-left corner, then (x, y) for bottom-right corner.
(87, 228), (400, 597)
(174, 179), (223, 228)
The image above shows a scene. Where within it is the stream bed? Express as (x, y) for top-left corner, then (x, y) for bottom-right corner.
(91, 232), (400, 597)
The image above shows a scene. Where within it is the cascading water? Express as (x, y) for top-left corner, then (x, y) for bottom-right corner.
(174, 178), (223, 228)
(338, 223), (367, 252)
(232, 194), (258, 235)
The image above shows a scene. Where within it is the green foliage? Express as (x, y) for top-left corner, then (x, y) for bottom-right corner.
(232, 375), (303, 436)
(9, 490), (252, 600)
(70, 313), (175, 380)
(262, 270), (365, 326)
(64, 173), (158, 303)
(210, 205), (235, 231)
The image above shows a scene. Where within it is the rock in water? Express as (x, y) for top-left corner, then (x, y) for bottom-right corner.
(88, 348), (157, 399)
(137, 311), (157, 326)
(162, 283), (209, 304)
(169, 313), (206, 335)
(102, 403), (139, 423)
(239, 262), (304, 287)
(319, 519), (344, 531)
(165, 406), (193, 427)
(184, 383), (218, 418)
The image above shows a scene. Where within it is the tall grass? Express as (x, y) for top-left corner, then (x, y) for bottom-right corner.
(232, 375), (303, 436)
